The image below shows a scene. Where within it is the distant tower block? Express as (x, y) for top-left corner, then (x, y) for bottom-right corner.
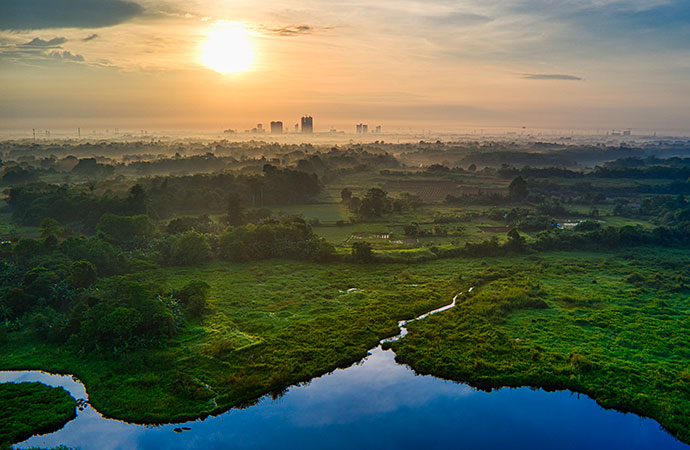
(301, 116), (313, 134)
(270, 121), (283, 134)
(257, 123), (264, 133)
(375, 125), (381, 134)
(294, 123), (299, 132)
(356, 124), (363, 134)
(78, 127), (81, 138)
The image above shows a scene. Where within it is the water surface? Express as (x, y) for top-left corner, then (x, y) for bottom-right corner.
(2, 346), (686, 450)
(2, 289), (687, 449)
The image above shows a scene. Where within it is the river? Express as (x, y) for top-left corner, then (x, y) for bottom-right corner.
(1, 288), (687, 449)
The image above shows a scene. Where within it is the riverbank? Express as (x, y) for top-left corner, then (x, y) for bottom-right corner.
(392, 249), (690, 444)
(2, 250), (688, 445)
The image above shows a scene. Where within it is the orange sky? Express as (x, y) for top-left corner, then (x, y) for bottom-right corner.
(1, 0), (689, 134)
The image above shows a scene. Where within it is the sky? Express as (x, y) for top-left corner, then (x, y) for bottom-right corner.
(1, 0), (689, 134)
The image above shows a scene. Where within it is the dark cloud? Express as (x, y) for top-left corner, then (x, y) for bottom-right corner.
(82, 34), (100, 42)
(263, 24), (318, 37)
(21, 37), (67, 47)
(49, 50), (85, 62)
(0, 0), (144, 30)
(523, 73), (582, 81)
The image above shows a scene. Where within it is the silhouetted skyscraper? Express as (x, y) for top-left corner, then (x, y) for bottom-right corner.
(270, 121), (283, 134)
(301, 116), (313, 134)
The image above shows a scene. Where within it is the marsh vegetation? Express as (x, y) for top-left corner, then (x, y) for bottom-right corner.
(1, 138), (689, 445)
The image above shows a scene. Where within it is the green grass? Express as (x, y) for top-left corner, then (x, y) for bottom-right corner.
(0, 259), (472, 424)
(392, 248), (690, 444)
(0, 382), (76, 446)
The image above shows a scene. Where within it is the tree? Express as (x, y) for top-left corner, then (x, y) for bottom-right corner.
(97, 214), (156, 246)
(340, 188), (353, 203)
(508, 176), (528, 201)
(171, 232), (212, 266)
(70, 261), (97, 289)
(40, 218), (61, 239)
(506, 228), (526, 251)
(403, 223), (421, 237)
(225, 193), (245, 226)
(352, 241), (373, 263)
(127, 184), (148, 215)
(358, 188), (390, 218)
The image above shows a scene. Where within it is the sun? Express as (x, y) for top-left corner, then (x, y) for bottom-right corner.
(201, 24), (254, 74)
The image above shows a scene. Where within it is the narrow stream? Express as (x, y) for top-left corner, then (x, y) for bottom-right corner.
(1, 287), (687, 449)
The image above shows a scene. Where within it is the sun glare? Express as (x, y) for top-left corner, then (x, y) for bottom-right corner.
(201, 24), (253, 74)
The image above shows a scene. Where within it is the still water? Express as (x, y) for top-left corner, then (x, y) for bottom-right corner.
(2, 343), (687, 450)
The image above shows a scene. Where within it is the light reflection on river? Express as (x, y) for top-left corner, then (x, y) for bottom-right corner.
(2, 345), (687, 450)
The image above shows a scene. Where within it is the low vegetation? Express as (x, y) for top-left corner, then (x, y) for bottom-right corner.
(0, 382), (76, 447)
(393, 249), (690, 443)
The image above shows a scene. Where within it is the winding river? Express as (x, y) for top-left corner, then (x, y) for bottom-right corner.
(1, 288), (687, 449)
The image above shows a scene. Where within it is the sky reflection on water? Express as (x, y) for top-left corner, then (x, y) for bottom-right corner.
(3, 346), (687, 450)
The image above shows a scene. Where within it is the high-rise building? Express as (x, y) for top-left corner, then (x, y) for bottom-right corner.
(356, 123), (368, 134)
(270, 121), (283, 134)
(301, 116), (313, 134)
(375, 125), (382, 134)
(356, 124), (363, 134)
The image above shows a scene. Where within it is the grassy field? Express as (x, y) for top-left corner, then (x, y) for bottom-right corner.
(0, 382), (76, 446)
(392, 248), (690, 444)
(0, 259), (472, 424)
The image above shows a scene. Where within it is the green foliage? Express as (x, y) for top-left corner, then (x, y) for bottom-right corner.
(219, 218), (332, 262)
(0, 259), (461, 424)
(175, 280), (210, 317)
(97, 214), (156, 246)
(77, 279), (179, 352)
(351, 241), (373, 263)
(69, 261), (97, 288)
(171, 232), (212, 266)
(393, 250), (690, 444)
(508, 176), (528, 200)
(40, 218), (61, 239)
(0, 382), (76, 446)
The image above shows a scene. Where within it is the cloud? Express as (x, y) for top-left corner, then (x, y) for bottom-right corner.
(82, 34), (100, 42)
(523, 73), (583, 80)
(429, 12), (493, 26)
(262, 24), (322, 37)
(21, 37), (67, 48)
(49, 50), (85, 62)
(0, 0), (144, 30)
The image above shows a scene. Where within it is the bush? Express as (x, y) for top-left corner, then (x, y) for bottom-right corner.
(97, 213), (156, 247)
(176, 280), (211, 317)
(171, 232), (212, 266)
(351, 241), (373, 263)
